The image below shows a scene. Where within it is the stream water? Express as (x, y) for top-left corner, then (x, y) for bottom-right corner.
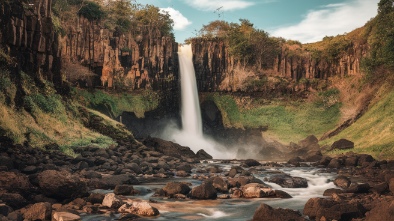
(83, 161), (336, 221)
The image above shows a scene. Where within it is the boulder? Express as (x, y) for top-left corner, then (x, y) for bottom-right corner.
(86, 193), (105, 204)
(268, 175), (308, 188)
(23, 202), (52, 221)
(209, 177), (228, 193)
(196, 149), (213, 159)
(0, 193), (27, 209)
(52, 212), (81, 221)
(327, 158), (342, 169)
(304, 150), (323, 162)
(114, 185), (134, 196)
(253, 203), (306, 221)
(0, 172), (31, 193)
(118, 201), (159, 216)
(240, 183), (274, 198)
(190, 182), (217, 200)
(334, 176), (351, 188)
(287, 156), (304, 166)
(330, 139), (354, 150)
(162, 182), (191, 197)
(345, 183), (370, 194)
(303, 197), (364, 221)
(365, 199), (394, 221)
(273, 190), (292, 198)
(143, 137), (197, 159)
(37, 170), (88, 200)
(323, 188), (343, 196)
(243, 159), (261, 167)
(176, 163), (192, 173)
(102, 193), (123, 209)
(357, 154), (375, 167)
(0, 204), (13, 216)
(299, 135), (320, 150)
(101, 174), (139, 189)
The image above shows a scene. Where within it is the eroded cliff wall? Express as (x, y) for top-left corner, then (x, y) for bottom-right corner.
(191, 38), (369, 92)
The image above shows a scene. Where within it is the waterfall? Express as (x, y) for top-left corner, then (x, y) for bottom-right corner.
(158, 44), (235, 159)
(178, 44), (203, 136)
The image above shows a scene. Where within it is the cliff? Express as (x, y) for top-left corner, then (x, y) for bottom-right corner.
(0, 0), (62, 85)
(191, 37), (369, 93)
(60, 16), (178, 92)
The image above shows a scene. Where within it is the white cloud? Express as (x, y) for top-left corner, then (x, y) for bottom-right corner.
(271, 0), (379, 43)
(182, 0), (255, 12)
(160, 7), (192, 30)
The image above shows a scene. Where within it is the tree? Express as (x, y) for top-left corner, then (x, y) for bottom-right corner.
(199, 20), (230, 38)
(78, 1), (104, 21)
(134, 4), (174, 37)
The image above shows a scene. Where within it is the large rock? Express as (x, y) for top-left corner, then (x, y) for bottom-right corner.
(23, 202), (52, 221)
(101, 174), (139, 189)
(102, 193), (123, 209)
(196, 149), (213, 159)
(240, 183), (275, 198)
(143, 137), (197, 159)
(118, 201), (159, 216)
(209, 177), (228, 193)
(162, 182), (191, 197)
(365, 199), (394, 221)
(334, 176), (351, 188)
(190, 182), (217, 199)
(114, 185), (134, 196)
(243, 159), (261, 167)
(0, 172), (31, 193)
(0, 193), (27, 209)
(303, 198), (365, 220)
(299, 135), (320, 150)
(37, 170), (88, 200)
(253, 203), (306, 221)
(268, 175), (308, 188)
(330, 139), (354, 150)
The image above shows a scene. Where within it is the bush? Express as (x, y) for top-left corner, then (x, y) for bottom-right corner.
(78, 1), (105, 21)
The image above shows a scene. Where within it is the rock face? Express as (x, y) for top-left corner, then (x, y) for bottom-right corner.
(0, 0), (62, 85)
(191, 38), (367, 92)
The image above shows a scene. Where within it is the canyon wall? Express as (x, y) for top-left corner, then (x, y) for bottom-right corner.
(191, 38), (369, 92)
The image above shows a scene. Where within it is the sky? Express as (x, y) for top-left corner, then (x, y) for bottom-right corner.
(141, 0), (379, 43)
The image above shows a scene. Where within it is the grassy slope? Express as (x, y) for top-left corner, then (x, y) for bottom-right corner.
(322, 85), (394, 160)
(205, 93), (342, 144)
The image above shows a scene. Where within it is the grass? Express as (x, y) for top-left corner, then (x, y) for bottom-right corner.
(322, 88), (394, 160)
(73, 88), (160, 118)
(205, 93), (342, 143)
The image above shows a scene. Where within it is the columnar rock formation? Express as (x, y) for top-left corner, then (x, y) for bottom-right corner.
(60, 17), (179, 91)
(191, 38), (369, 92)
(0, 0), (62, 85)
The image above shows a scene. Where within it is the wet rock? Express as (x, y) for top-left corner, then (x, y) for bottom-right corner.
(303, 197), (365, 221)
(209, 177), (228, 193)
(37, 170), (88, 200)
(334, 176), (351, 188)
(190, 182), (217, 199)
(230, 188), (243, 198)
(86, 193), (105, 204)
(268, 175), (308, 188)
(0, 193), (27, 209)
(101, 174), (139, 189)
(253, 203), (306, 221)
(273, 190), (292, 198)
(52, 211), (81, 221)
(162, 182), (191, 197)
(323, 188), (343, 196)
(345, 183), (370, 194)
(365, 199), (394, 221)
(118, 201), (159, 216)
(330, 139), (354, 150)
(196, 149), (213, 159)
(102, 193), (123, 209)
(243, 159), (261, 167)
(327, 158), (342, 169)
(228, 176), (250, 188)
(288, 156), (304, 166)
(228, 168), (238, 178)
(23, 202), (52, 221)
(114, 185), (134, 196)
(241, 183), (274, 198)
(117, 213), (140, 220)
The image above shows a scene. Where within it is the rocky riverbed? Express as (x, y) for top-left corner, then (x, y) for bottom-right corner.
(1, 137), (394, 221)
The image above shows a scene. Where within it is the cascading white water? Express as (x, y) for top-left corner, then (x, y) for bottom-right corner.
(157, 44), (235, 159)
(178, 44), (203, 136)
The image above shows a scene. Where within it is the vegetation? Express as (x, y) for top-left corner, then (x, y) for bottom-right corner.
(78, 1), (105, 21)
(73, 88), (160, 118)
(205, 93), (342, 143)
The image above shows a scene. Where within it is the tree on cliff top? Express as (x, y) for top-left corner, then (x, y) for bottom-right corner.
(134, 4), (174, 37)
